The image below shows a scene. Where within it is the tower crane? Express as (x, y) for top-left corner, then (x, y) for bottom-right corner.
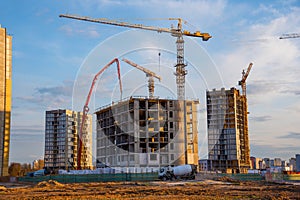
(77, 58), (122, 170)
(59, 14), (211, 100)
(279, 33), (300, 39)
(122, 58), (161, 98)
(238, 63), (253, 96)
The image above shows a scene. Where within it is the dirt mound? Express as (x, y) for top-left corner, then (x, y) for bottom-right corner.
(213, 176), (240, 183)
(36, 180), (64, 188)
(0, 186), (7, 191)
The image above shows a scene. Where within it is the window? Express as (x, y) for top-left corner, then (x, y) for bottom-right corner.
(130, 155), (134, 161)
(169, 111), (173, 118)
(171, 154), (174, 160)
(150, 154), (157, 161)
(170, 143), (174, 150)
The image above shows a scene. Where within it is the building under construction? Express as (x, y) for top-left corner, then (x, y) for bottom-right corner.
(44, 109), (93, 171)
(206, 88), (250, 173)
(0, 25), (12, 176)
(95, 96), (199, 171)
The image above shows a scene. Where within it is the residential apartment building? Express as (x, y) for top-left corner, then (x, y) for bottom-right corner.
(44, 109), (92, 171)
(289, 158), (296, 171)
(95, 96), (199, 171)
(0, 25), (12, 176)
(274, 158), (282, 167)
(250, 157), (262, 170)
(296, 154), (300, 172)
(199, 159), (211, 171)
(207, 88), (250, 173)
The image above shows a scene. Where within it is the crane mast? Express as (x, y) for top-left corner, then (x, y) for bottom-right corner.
(122, 58), (161, 98)
(59, 14), (211, 100)
(238, 63), (253, 96)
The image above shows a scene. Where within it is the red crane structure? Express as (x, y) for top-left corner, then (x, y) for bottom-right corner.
(77, 58), (122, 169)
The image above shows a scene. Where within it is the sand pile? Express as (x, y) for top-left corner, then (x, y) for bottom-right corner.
(213, 176), (240, 183)
(0, 186), (7, 191)
(36, 180), (64, 188)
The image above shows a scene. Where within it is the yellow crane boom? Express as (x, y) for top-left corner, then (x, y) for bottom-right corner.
(59, 14), (211, 40)
(122, 58), (161, 98)
(59, 14), (211, 100)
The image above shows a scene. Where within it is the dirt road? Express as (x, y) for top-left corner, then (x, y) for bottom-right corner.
(0, 179), (299, 199)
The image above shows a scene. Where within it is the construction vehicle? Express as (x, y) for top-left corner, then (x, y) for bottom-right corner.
(59, 14), (211, 100)
(77, 58), (122, 170)
(158, 164), (197, 181)
(279, 33), (300, 39)
(122, 58), (161, 98)
(238, 63), (253, 96)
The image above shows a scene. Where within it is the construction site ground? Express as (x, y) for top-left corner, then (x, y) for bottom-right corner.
(0, 175), (299, 200)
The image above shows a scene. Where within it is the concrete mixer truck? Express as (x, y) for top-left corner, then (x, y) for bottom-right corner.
(158, 164), (197, 181)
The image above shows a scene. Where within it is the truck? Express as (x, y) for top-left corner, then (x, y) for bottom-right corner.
(158, 164), (197, 181)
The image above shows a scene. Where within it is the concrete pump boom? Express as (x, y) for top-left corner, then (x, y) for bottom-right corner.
(77, 58), (122, 169)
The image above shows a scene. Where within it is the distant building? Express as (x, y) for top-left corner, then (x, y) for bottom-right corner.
(263, 158), (271, 168)
(281, 160), (287, 168)
(296, 154), (300, 172)
(206, 88), (250, 173)
(270, 159), (274, 167)
(289, 158), (296, 171)
(259, 159), (266, 170)
(274, 158), (281, 167)
(95, 97), (199, 171)
(199, 159), (211, 171)
(250, 157), (261, 170)
(250, 157), (255, 169)
(44, 109), (93, 171)
(0, 25), (12, 176)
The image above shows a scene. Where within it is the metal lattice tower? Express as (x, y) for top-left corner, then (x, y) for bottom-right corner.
(175, 35), (187, 100)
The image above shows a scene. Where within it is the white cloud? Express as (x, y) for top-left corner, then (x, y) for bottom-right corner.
(75, 0), (226, 29)
(210, 2), (300, 159)
(59, 24), (101, 38)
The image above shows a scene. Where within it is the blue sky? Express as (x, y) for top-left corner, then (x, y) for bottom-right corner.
(1, 0), (300, 164)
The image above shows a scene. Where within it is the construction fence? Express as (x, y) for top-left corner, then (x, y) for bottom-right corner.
(17, 172), (300, 184)
(18, 173), (159, 184)
(217, 173), (300, 182)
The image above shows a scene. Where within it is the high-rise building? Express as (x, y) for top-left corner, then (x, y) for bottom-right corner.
(289, 158), (296, 171)
(44, 109), (93, 171)
(263, 158), (271, 168)
(95, 96), (199, 171)
(274, 158), (282, 167)
(250, 156), (261, 170)
(296, 154), (300, 172)
(207, 88), (250, 173)
(0, 25), (12, 176)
